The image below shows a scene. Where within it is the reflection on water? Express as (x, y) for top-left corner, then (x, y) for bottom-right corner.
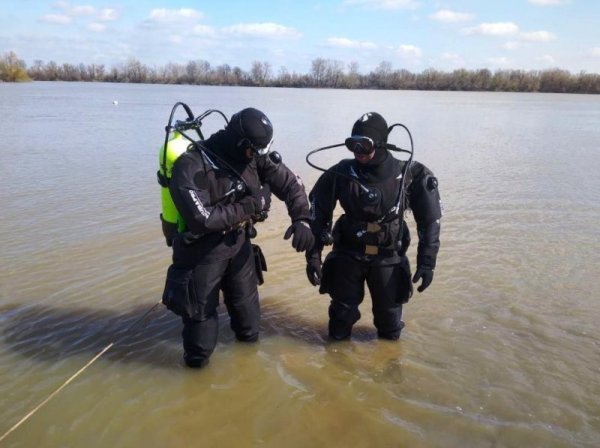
(1, 82), (599, 447)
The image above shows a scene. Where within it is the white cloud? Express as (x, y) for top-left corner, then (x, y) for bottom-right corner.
(327, 37), (377, 49)
(51, 3), (119, 22)
(223, 23), (302, 39)
(439, 52), (466, 68)
(148, 8), (203, 23)
(462, 22), (519, 36)
(503, 41), (521, 50)
(87, 22), (106, 32)
(590, 47), (600, 57)
(520, 31), (556, 42)
(536, 55), (556, 64)
(488, 56), (511, 66)
(53, 2), (95, 17)
(69, 5), (96, 16)
(429, 9), (474, 23)
(343, 0), (420, 10)
(441, 52), (464, 63)
(528, 0), (569, 5)
(192, 25), (215, 36)
(168, 35), (183, 44)
(397, 44), (422, 58)
(98, 9), (118, 21)
(40, 14), (72, 24)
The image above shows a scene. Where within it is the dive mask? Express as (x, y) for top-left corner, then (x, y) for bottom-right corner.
(345, 135), (375, 155)
(251, 137), (274, 156)
(237, 136), (274, 157)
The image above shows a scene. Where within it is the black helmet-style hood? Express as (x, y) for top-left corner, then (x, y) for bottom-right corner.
(351, 112), (390, 168)
(227, 107), (273, 150)
(205, 107), (273, 167)
(351, 112), (388, 146)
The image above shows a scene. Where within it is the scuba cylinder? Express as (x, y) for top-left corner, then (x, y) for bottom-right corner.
(158, 131), (190, 244)
(157, 101), (203, 246)
(157, 102), (232, 246)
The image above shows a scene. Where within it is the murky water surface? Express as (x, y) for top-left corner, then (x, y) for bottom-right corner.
(1, 82), (599, 447)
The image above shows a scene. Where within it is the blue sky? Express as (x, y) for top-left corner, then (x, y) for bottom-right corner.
(1, 0), (599, 74)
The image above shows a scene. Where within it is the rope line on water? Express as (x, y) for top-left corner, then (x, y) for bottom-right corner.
(0, 300), (163, 444)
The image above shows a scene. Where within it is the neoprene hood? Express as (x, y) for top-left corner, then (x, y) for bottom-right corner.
(227, 108), (273, 150)
(351, 112), (389, 146)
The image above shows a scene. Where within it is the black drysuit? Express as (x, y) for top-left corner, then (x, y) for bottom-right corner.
(168, 131), (310, 364)
(308, 150), (442, 340)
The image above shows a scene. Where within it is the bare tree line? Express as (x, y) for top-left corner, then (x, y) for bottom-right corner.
(2, 51), (599, 94)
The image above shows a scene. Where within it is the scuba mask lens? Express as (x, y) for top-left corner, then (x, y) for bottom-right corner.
(254, 138), (274, 156)
(345, 136), (375, 155)
(238, 137), (273, 157)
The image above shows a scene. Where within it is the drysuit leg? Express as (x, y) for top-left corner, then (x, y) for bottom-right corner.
(222, 240), (260, 342)
(324, 253), (367, 340)
(181, 259), (228, 368)
(365, 262), (409, 340)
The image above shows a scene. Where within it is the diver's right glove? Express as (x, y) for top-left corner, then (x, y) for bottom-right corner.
(305, 249), (322, 286)
(412, 267), (434, 293)
(284, 220), (315, 252)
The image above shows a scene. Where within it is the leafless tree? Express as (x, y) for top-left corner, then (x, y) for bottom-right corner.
(6, 51), (597, 93)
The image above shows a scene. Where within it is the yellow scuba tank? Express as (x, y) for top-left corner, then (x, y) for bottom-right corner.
(158, 131), (190, 245)
(158, 103), (231, 245)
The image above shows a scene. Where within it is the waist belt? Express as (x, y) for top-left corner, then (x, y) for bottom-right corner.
(365, 245), (396, 257)
(334, 239), (397, 258)
(334, 217), (399, 256)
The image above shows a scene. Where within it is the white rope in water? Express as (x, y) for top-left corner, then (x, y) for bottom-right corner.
(0, 301), (162, 444)
(0, 342), (114, 443)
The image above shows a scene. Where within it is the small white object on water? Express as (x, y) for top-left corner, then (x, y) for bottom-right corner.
(113, 100), (118, 105)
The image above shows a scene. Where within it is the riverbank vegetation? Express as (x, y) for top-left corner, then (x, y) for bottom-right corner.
(0, 52), (31, 82)
(1, 51), (598, 94)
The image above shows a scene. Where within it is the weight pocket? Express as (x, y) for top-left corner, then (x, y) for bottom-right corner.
(252, 244), (267, 285)
(397, 258), (413, 304)
(319, 252), (336, 295)
(161, 265), (198, 318)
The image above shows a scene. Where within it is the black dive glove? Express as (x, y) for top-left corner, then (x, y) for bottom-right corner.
(305, 250), (322, 286)
(284, 220), (315, 252)
(248, 183), (271, 213)
(241, 184), (271, 217)
(412, 267), (434, 293)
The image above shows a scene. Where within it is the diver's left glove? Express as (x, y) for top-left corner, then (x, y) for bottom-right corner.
(284, 220), (315, 252)
(247, 183), (271, 213)
(305, 249), (322, 286)
(240, 184), (271, 219)
(412, 267), (434, 293)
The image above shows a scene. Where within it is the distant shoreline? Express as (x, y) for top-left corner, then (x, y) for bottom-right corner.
(2, 51), (599, 94)
(12, 79), (600, 96)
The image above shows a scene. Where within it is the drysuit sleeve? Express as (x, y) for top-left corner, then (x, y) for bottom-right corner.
(256, 153), (311, 223)
(408, 161), (443, 270)
(307, 171), (337, 253)
(169, 152), (252, 235)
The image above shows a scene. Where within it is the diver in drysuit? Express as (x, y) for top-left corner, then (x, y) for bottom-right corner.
(305, 112), (442, 340)
(165, 107), (314, 368)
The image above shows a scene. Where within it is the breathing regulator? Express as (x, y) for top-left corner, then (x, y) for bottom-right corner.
(305, 122), (415, 207)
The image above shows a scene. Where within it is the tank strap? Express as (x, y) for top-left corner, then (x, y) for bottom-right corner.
(157, 170), (169, 187)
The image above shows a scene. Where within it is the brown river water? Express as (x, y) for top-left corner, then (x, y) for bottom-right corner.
(0, 82), (599, 447)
